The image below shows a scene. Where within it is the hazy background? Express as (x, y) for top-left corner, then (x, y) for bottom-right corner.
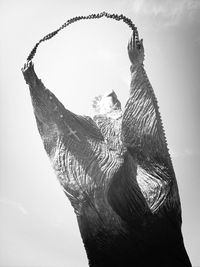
(0, 0), (200, 266)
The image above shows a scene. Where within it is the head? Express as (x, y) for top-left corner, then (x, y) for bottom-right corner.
(92, 90), (121, 115)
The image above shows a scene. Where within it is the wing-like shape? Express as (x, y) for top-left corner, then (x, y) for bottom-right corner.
(121, 63), (180, 214)
(22, 62), (112, 215)
(122, 65), (169, 160)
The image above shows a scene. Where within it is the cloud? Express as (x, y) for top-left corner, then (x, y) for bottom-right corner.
(0, 198), (28, 215)
(130, 0), (200, 26)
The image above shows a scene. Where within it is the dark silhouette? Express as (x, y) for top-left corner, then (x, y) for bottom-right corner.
(22, 31), (191, 266)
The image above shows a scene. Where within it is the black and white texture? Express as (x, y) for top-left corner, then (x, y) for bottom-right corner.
(22, 32), (191, 267)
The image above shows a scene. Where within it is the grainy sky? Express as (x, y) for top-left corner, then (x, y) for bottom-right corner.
(0, 0), (200, 266)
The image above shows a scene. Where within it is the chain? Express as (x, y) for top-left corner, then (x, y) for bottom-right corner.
(27, 12), (139, 62)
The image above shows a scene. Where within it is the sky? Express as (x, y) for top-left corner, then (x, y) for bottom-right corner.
(0, 0), (200, 266)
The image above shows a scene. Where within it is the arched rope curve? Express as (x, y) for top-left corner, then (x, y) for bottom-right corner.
(27, 12), (139, 62)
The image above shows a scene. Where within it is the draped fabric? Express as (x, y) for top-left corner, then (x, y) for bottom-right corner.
(22, 37), (191, 266)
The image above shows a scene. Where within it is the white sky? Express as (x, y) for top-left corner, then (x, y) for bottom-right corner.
(0, 0), (200, 266)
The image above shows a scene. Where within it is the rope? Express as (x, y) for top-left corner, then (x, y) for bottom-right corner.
(27, 12), (139, 62)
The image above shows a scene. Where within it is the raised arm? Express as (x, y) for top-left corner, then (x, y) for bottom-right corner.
(121, 33), (182, 215)
(122, 33), (171, 167)
(22, 61), (103, 155)
(22, 61), (106, 213)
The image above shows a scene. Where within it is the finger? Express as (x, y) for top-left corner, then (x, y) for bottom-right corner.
(135, 38), (142, 50)
(135, 29), (139, 42)
(128, 37), (131, 50)
(139, 39), (144, 50)
(129, 34), (132, 49)
(132, 31), (135, 49)
(136, 39), (140, 49)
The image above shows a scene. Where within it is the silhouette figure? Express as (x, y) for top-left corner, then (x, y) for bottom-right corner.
(22, 32), (191, 267)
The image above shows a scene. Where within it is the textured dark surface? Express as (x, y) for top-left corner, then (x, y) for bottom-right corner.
(22, 32), (191, 266)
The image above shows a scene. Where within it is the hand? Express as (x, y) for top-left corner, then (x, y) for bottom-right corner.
(128, 31), (144, 69)
(21, 61), (37, 86)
